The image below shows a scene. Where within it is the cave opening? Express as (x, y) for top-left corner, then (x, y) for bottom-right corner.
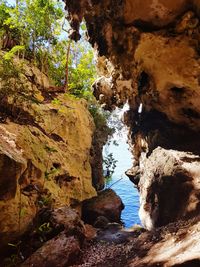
(103, 105), (140, 227)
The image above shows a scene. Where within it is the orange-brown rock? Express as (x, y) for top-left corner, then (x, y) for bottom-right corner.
(64, 0), (200, 130)
(83, 224), (97, 240)
(0, 60), (96, 248)
(124, 0), (188, 27)
(134, 33), (200, 130)
(20, 233), (80, 267)
(128, 217), (200, 267)
(138, 147), (200, 230)
(50, 207), (85, 233)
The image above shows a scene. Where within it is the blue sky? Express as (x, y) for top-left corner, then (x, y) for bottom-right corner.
(7, 0), (16, 5)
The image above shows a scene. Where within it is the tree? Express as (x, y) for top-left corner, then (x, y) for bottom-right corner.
(1, 0), (63, 59)
(103, 153), (118, 178)
(0, 1), (97, 101)
(47, 29), (97, 99)
(0, 0), (21, 49)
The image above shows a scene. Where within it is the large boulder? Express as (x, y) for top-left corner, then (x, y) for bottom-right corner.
(128, 216), (200, 267)
(138, 147), (200, 230)
(20, 233), (80, 267)
(82, 189), (124, 224)
(50, 207), (84, 233)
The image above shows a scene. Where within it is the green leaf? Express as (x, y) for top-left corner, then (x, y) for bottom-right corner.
(44, 145), (57, 153)
(51, 98), (61, 105)
(80, 23), (87, 31)
(19, 207), (26, 218)
(3, 45), (25, 61)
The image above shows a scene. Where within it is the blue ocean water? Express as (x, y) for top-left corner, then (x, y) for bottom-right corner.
(103, 138), (141, 228)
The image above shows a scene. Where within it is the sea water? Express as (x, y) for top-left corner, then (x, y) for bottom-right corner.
(103, 137), (140, 228)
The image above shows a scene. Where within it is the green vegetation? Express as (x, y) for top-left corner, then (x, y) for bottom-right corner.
(89, 104), (111, 131)
(103, 152), (118, 178)
(0, 0), (97, 100)
(0, 0), (63, 58)
(4, 241), (22, 267)
(0, 0), (110, 142)
(48, 39), (97, 99)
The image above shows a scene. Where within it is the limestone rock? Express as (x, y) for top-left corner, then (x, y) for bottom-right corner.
(65, 0), (200, 131)
(25, 65), (50, 91)
(134, 32), (200, 130)
(64, 0), (200, 231)
(125, 166), (140, 186)
(50, 207), (85, 235)
(20, 233), (80, 267)
(82, 189), (124, 224)
(90, 112), (111, 191)
(0, 126), (27, 200)
(0, 61), (96, 247)
(93, 216), (110, 229)
(64, 0), (200, 132)
(92, 76), (114, 109)
(127, 217), (200, 267)
(138, 147), (200, 230)
(83, 224), (97, 240)
(124, 0), (189, 27)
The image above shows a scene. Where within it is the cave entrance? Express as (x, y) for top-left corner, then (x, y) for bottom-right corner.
(103, 105), (140, 227)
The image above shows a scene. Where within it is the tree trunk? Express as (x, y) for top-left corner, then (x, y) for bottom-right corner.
(64, 41), (71, 92)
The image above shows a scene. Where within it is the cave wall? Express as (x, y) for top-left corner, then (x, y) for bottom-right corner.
(64, 0), (200, 228)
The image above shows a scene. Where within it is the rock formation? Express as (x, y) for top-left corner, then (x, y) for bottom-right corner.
(82, 189), (124, 225)
(21, 234), (80, 267)
(1, 0), (200, 265)
(0, 57), (97, 248)
(72, 216), (200, 267)
(138, 147), (200, 230)
(21, 207), (86, 267)
(64, 0), (200, 226)
(64, 1), (200, 264)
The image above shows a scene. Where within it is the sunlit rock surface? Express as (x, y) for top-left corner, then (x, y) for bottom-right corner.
(0, 60), (96, 247)
(127, 217), (200, 267)
(138, 147), (200, 230)
(123, 0), (189, 27)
